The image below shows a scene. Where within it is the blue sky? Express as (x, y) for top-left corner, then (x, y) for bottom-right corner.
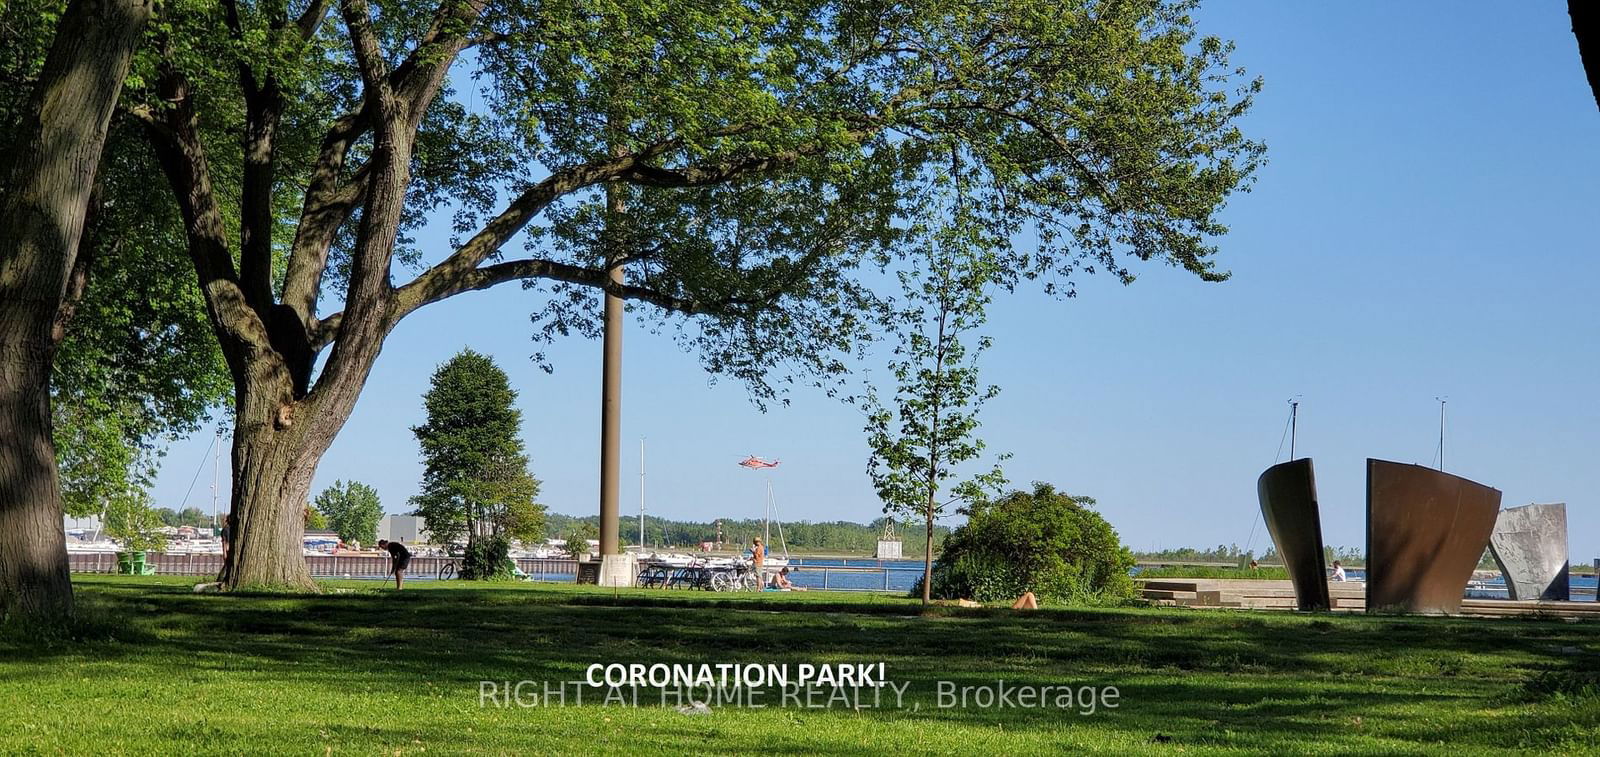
(145, 2), (1600, 559)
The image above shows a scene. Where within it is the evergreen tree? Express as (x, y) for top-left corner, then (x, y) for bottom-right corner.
(411, 350), (545, 579)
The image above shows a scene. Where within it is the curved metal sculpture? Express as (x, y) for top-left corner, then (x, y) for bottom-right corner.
(1257, 459), (1330, 611)
(1488, 503), (1569, 601)
(1366, 459), (1501, 614)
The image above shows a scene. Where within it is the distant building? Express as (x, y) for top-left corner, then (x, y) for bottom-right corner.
(379, 515), (430, 545)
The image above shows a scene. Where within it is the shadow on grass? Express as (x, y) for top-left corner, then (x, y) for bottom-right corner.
(3, 576), (1597, 751)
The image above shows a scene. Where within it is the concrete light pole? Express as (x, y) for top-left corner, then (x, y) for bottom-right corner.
(598, 184), (624, 559)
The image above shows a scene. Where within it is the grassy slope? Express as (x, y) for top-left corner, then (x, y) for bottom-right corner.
(2, 577), (1598, 755)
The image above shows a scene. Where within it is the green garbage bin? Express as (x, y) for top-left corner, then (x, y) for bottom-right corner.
(116, 551), (154, 575)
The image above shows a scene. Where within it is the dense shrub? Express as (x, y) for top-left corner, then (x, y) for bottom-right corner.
(921, 483), (1136, 604)
(461, 535), (514, 581)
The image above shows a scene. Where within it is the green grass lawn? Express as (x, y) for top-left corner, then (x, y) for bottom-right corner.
(3, 576), (1598, 754)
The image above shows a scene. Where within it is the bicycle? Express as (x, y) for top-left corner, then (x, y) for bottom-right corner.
(709, 562), (762, 592)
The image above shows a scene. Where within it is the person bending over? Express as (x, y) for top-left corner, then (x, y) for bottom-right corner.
(377, 539), (411, 590)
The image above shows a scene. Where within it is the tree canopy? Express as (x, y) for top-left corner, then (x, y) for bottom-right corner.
(35, 0), (1264, 590)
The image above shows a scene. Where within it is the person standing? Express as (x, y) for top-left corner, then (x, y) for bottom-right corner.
(750, 537), (765, 583)
(377, 539), (411, 590)
(219, 519), (231, 563)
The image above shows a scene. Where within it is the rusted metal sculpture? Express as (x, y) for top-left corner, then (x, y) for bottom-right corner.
(1366, 459), (1501, 614)
(1257, 459), (1330, 611)
(1488, 503), (1569, 601)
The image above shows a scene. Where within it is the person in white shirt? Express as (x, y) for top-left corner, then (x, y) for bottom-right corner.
(1331, 560), (1347, 582)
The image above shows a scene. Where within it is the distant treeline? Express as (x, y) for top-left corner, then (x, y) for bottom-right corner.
(1139, 544), (1596, 573)
(544, 512), (949, 556)
(1135, 544), (1367, 567)
(158, 507), (216, 529)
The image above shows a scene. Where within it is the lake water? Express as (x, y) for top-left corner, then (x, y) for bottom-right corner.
(738, 561), (1600, 599)
(1464, 573), (1598, 601)
(386, 556), (1600, 599)
(783, 557), (927, 592)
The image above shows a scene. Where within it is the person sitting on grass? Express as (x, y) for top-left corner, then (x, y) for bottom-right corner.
(377, 539), (411, 590)
(771, 566), (806, 591)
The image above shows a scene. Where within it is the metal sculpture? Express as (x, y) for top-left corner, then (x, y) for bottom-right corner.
(1488, 503), (1569, 601)
(1366, 459), (1501, 614)
(1256, 459), (1330, 611)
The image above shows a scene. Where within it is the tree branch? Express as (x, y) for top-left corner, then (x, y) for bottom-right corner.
(132, 65), (272, 362)
(296, 0), (334, 40)
(285, 0), (484, 331)
(390, 154), (643, 320)
(621, 131), (869, 188)
(223, 0), (288, 316)
(283, 108), (371, 321)
(338, 0), (391, 99)
(390, 0), (486, 126)
(50, 168), (108, 346)
(396, 258), (760, 319)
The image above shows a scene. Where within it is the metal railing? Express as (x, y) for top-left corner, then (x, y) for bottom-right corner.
(783, 564), (918, 592)
(68, 551), (927, 592)
(68, 552), (580, 580)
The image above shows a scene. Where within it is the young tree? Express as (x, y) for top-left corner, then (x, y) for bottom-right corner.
(865, 192), (1008, 605)
(103, 490), (168, 555)
(313, 480), (381, 544)
(0, 0), (152, 623)
(304, 505), (329, 531)
(412, 350), (545, 579)
(120, 0), (1261, 590)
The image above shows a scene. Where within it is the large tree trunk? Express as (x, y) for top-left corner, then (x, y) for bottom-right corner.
(219, 386), (319, 590)
(218, 352), (375, 591)
(216, 136), (403, 591)
(0, 0), (151, 624)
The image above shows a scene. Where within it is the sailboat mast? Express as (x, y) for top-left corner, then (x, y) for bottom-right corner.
(1289, 399), (1299, 460)
(211, 426), (221, 529)
(766, 479), (789, 559)
(639, 437), (645, 549)
(1436, 397), (1447, 471)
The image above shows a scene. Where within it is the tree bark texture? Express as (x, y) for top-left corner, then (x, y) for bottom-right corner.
(0, 0), (151, 623)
